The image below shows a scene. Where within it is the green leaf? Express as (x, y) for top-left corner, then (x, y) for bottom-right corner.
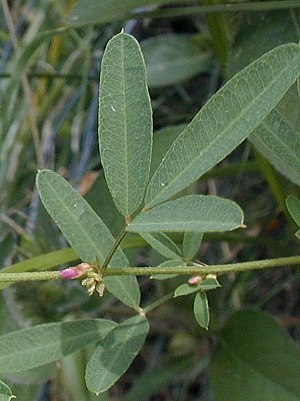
(141, 34), (212, 87)
(151, 125), (185, 176)
(64, 0), (188, 26)
(0, 247), (77, 291)
(249, 109), (300, 186)
(84, 172), (123, 237)
(36, 169), (140, 308)
(227, 11), (298, 77)
(193, 292), (210, 330)
(127, 195), (244, 233)
(210, 310), (300, 401)
(122, 356), (194, 401)
(145, 44), (300, 208)
(174, 277), (220, 297)
(286, 195), (300, 226)
(99, 32), (152, 216)
(182, 232), (204, 260)
(85, 315), (149, 394)
(0, 319), (116, 373)
(139, 232), (182, 259)
(0, 381), (14, 401)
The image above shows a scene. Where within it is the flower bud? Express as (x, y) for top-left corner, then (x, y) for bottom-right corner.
(59, 263), (91, 280)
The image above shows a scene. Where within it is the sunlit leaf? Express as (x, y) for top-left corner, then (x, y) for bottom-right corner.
(210, 310), (300, 401)
(0, 381), (14, 401)
(145, 44), (300, 208)
(85, 315), (149, 394)
(36, 170), (140, 308)
(127, 195), (244, 233)
(250, 109), (300, 186)
(0, 319), (116, 373)
(99, 33), (152, 216)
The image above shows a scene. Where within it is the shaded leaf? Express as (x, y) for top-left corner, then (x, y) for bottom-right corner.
(286, 195), (300, 226)
(127, 195), (244, 233)
(151, 125), (185, 176)
(36, 170), (140, 308)
(210, 310), (300, 401)
(249, 109), (300, 186)
(182, 232), (204, 260)
(64, 0), (189, 26)
(84, 172), (123, 237)
(139, 232), (182, 259)
(85, 315), (149, 394)
(194, 292), (209, 330)
(99, 33), (152, 216)
(145, 44), (300, 208)
(227, 11), (298, 77)
(123, 356), (194, 401)
(142, 34), (212, 87)
(0, 319), (116, 373)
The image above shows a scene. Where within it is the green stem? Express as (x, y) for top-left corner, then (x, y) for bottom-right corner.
(1, 255), (299, 283)
(103, 255), (300, 277)
(131, 0), (300, 20)
(144, 292), (174, 314)
(101, 226), (127, 271)
(0, 271), (60, 283)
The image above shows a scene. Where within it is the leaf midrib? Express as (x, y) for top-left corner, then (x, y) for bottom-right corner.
(147, 49), (300, 207)
(40, 173), (125, 265)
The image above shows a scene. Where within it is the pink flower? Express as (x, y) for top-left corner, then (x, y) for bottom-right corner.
(60, 263), (91, 280)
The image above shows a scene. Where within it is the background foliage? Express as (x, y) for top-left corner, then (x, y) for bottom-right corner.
(0, 1), (300, 400)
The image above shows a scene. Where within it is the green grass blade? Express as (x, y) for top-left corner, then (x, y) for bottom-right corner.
(0, 248), (78, 291)
(249, 109), (300, 186)
(85, 315), (149, 394)
(145, 43), (300, 208)
(36, 170), (140, 308)
(127, 195), (244, 233)
(99, 32), (152, 217)
(0, 319), (117, 373)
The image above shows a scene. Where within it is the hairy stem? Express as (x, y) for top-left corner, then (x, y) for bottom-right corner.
(0, 255), (299, 283)
(103, 255), (300, 276)
(0, 271), (60, 282)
